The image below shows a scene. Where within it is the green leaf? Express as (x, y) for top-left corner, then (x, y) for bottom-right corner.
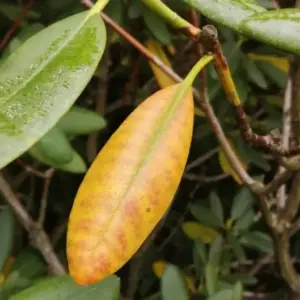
(9, 274), (120, 300)
(33, 127), (74, 164)
(57, 106), (107, 135)
(234, 76), (249, 104)
(233, 281), (243, 300)
(0, 271), (33, 300)
(29, 143), (86, 174)
(0, 10), (106, 169)
(0, 249), (47, 298)
(240, 231), (274, 253)
(205, 262), (218, 296)
(209, 235), (223, 266)
(207, 289), (233, 300)
(185, 0), (265, 31)
(161, 264), (189, 300)
(223, 274), (257, 286)
(0, 3), (40, 21)
(240, 9), (300, 55)
(227, 233), (246, 260)
(10, 248), (47, 279)
(182, 222), (218, 243)
(235, 137), (270, 172)
(2, 23), (45, 59)
(195, 239), (207, 265)
(230, 188), (255, 221)
(105, 0), (124, 25)
(234, 209), (255, 232)
(243, 58), (268, 89)
(142, 7), (172, 45)
(128, 0), (143, 19)
(0, 207), (15, 271)
(190, 203), (223, 228)
(209, 192), (224, 225)
(257, 61), (287, 88)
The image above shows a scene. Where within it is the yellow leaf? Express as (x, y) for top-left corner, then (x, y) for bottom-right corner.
(248, 53), (289, 73)
(186, 275), (196, 293)
(218, 142), (247, 184)
(152, 261), (196, 292)
(195, 107), (205, 117)
(145, 40), (205, 117)
(153, 260), (167, 278)
(0, 256), (15, 284)
(182, 222), (218, 244)
(167, 44), (176, 56)
(145, 39), (176, 88)
(225, 218), (233, 231)
(67, 84), (194, 285)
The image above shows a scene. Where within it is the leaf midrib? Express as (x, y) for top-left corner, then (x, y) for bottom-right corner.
(92, 85), (190, 253)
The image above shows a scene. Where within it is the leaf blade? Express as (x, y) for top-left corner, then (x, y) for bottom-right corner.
(161, 264), (189, 300)
(240, 9), (300, 55)
(0, 11), (106, 169)
(9, 275), (120, 300)
(67, 84), (194, 285)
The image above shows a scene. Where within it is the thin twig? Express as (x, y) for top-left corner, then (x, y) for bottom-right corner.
(276, 231), (300, 292)
(263, 169), (294, 195)
(16, 159), (49, 179)
(183, 173), (229, 182)
(249, 254), (273, 276)
(0, 0), (36, 50)
(186, 148), (218, 172)
(38, 168), (55, 227)
(277, 77), (292, 208)
(0, 173), (66, 275)
(87, 48), (110, 161)
(52, 221), (68, 246)
(190, 9), (209, 104)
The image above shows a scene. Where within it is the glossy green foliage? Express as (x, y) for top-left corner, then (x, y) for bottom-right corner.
(29, 143), (86, 174)
(184, 0), (265, 31)
(57, 106), (106, 135)
(9, 275), (120, 300)
(27, 106), (106, 173)
(240, 9), (300, 55)
(0, 10), (106, 169)
(185, 0), (300, 55)
(0, 249), (47, 299)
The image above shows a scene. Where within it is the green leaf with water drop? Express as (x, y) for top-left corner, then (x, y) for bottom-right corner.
(240, 9), (300, 55)
(184, 0), (265, 31)
(0, 8), (106, 170)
